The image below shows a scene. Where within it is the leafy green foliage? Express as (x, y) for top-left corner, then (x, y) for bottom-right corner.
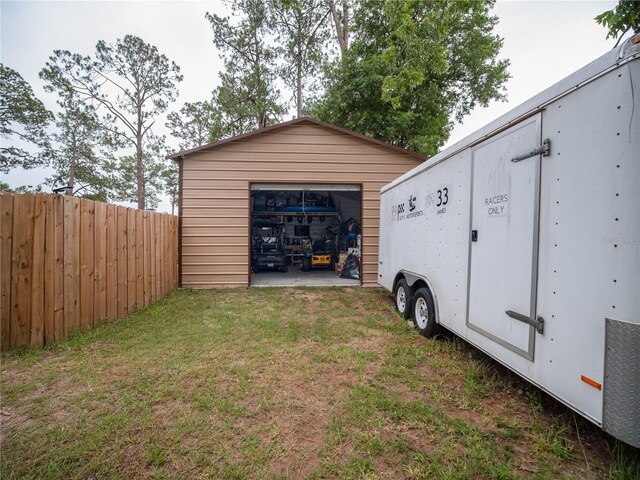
(165, 99), (223, 150)
(104, 134), (170, 209)
(40, 35), (182, 208)
(0, 180), (43, 193)
(0, 64), (53, 173)
(160, 160), (179, 215)
(40, 80), (115, 200)
(595, 0), (640, 44)
(207, 0), (285, 135)
(313, 0), (510, 156)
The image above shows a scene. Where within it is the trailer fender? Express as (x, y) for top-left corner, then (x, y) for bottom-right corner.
(397, 270), (441, 326)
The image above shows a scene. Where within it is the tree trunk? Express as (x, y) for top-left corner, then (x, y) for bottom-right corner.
(328, 0), (348, 58)
(342, 0), (349, 51)
(67, 152), (77, 196)
(136, 138), (145, 209)
(67, 136), (77, 196)
(296, 45), (303, 118)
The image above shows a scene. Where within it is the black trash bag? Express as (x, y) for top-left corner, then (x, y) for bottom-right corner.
(340, 253), (360, 280)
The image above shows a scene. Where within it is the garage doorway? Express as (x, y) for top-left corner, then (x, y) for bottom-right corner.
(250, 184), (362, 287)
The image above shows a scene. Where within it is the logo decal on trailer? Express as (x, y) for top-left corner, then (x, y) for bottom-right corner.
(426, 186), (450, 215)
(392, 202), (405, 221)
(409, 195), (416, 211)
(393, 194), (424, 221)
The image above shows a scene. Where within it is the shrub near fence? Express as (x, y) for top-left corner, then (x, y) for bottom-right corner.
(0, 193), (178, 350)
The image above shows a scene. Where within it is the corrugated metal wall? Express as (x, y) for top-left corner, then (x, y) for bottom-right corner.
(180, 121), (422, 287)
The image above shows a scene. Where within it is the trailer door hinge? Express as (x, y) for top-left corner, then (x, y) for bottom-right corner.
(511, 138), (551, 163)
(505, 310), (544, 334)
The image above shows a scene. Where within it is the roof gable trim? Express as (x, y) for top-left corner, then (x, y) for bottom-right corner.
(167, 117), (425, 161)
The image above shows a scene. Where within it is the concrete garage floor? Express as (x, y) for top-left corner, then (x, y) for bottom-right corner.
(251, 268), (361, 287)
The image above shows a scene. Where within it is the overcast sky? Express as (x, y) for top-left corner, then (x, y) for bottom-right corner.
(0, 0), (620, 212)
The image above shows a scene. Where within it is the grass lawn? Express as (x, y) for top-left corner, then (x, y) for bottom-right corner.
(1, 287), (638, 479)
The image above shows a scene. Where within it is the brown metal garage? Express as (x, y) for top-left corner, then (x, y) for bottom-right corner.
(168, 117), (424, 287)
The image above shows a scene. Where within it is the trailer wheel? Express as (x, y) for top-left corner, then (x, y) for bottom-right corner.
(412, 288), (441, 338)
(394, 279), (413, 319)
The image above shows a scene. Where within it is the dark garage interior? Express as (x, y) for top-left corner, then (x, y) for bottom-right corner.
(250, 184), (362, 286)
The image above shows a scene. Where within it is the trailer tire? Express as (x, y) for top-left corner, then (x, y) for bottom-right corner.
(394, 279), (413, 319)
(412, 288), (441, 338)
(279, 265), (288, 273)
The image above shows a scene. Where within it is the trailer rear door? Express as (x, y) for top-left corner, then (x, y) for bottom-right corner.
(467, 114), (542, 360)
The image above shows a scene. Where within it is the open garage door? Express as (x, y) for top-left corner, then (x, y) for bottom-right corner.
(250, 184), (362, 287)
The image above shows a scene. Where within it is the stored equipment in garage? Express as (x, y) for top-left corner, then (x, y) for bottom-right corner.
(250, 185), (361, 286)
(251, 220), (287, 272)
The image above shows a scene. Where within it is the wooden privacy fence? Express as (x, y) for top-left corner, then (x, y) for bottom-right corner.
(0, 193), (178, 350)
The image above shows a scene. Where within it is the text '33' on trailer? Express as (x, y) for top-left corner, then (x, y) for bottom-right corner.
(378, 34), (640, 448)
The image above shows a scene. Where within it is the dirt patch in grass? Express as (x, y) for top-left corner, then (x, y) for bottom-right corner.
(1, 288), (637, 479)
(0, 406), (34, 443)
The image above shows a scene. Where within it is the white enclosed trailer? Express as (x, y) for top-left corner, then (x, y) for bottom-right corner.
(378, 35), (640, 448)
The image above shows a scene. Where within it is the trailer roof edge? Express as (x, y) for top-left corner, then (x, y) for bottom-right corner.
(382, 45), (640, 194)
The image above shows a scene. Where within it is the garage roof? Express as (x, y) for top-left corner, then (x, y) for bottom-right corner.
(166, 116), (426, 161)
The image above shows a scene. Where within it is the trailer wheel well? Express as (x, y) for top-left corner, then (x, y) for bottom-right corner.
(412, 279), (429, 293)
(392, 273), (440, 325)
(393, 273), (406, 292)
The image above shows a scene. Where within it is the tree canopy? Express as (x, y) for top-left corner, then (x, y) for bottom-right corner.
(40, 35), (182, 208)
(313, 0), (509, 156)
(271, 0), (332, 117)
(40, 75), (114, 199)
(166, 99), (223, 150)
(2, 1), (515, 208)
(0, 64), (53, 173)
(207, 0), (285, 134)
(595, 0), (640, 46)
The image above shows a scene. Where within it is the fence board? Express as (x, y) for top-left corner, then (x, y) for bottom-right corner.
(11, 194), (34, 346)
(150, 214), (157, 304)
(163, 215), (168, 295)
(44, 196), (55, 344)
(2, 194), (178, 349)
(117, 208), (128, 318)
(136, 209), (144, 306)
(1, 194), (14, 350)
(53, 196), (65, 342)
(31, 196), (46, 347)
(127, 208), (137, 312)
(79, 199), (95, 330)
(143, 212), (150, 307)
(94, 201), (107, 322)
(152, 215), (164, 300)
(106, 204), (118, 321)
(64, 196), (80, 335)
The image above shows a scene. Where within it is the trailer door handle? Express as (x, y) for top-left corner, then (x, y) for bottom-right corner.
(471, 230), (478, 242)
(511, 138), (551, 163)
(505, 310), (544, 334)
